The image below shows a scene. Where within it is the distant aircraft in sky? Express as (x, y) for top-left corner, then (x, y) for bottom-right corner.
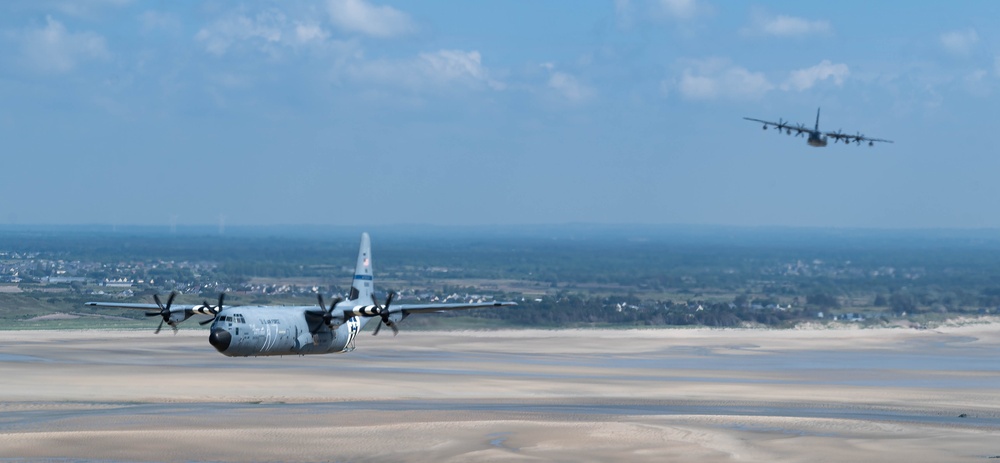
(86, 233), (516, 357)
(744, 108), (893, 147)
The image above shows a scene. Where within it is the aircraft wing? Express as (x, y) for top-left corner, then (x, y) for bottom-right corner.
(85, 297), (219, 334)
(393, 301), (517, 314)
(743, 117), (780, 126)
(743, 117), (809, 135)
(84, 301), (219, 317)
(84, 301), (201, 311)
(302, 301), (516, 319)
(823, 131), (893, 145)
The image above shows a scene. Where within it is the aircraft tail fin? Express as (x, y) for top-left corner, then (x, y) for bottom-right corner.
(815, 107), (821, 131)
(348, 232), (373, 302)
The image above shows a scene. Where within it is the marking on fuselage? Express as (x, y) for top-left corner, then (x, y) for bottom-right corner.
(344, 316), (361, 351)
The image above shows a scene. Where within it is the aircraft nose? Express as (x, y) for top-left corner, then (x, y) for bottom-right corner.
(208, 328), (231, 353)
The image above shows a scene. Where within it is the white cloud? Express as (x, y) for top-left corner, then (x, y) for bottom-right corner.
(940, 28), (978, 56)
(138, 10), (182, 34)
(327, 0), (415, 38)
(195, 10), (334, 56)
(963, 69), (991, 97)
(420, 50), (504, 90)
(544, 68), (594, 102)
(673, 59), (773, 100)
(657, 0), (700, 20)
(345, 49), (504, 91)
(747, 14), (831, 37)
(41, 0), (131, 18)
(295, 23), (330, 44)
(616, 0), (707, 28)
(16, 16), (110, 73)
(782, 60), (850, 91)
(195, 10), (286, 56)
(615, 0), (634, 28)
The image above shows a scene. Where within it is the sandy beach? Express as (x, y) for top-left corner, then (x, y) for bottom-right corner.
(1, 324), (999, 462)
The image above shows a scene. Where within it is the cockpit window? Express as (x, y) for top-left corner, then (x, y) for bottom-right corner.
(225, 316), (232, 322)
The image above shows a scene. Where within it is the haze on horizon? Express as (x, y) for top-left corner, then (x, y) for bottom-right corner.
(2, 1), (999, 229)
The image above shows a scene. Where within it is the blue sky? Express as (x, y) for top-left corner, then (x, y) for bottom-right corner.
(2, 0), (999, 228)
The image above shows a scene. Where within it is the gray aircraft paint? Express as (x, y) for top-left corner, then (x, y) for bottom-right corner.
(743, 108), (893, 148)
(348, 232), (373, 303)
(86, 233), (516, 357)
(208, 307), (364, 356)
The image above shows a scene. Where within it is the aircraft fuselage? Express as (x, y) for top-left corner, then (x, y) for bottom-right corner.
(807, 131), (827, 147)
(207, 306), (369, 357)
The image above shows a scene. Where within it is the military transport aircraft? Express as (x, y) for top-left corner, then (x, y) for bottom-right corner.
(86, 233), (516, 357)
(743, 108), (893, 147)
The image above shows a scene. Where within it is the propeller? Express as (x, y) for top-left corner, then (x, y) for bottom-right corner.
(370, 291), (398, 336)
(317, 293), (344, 329)
(774, 118), (787, 133)
(794, 124), (807, 137)
(146, 292), (177, 334)
(199, 293), (225, 326)
(853, 132), (865, 145)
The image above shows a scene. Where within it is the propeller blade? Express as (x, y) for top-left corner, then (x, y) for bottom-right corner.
(371, 291), (398, 336)
(151, 292), (178, 333)
(200, 293), (226, 325)
(371, 293), (385, 336)
(384, 292), (398, 336)
(318, 294), (344, 329)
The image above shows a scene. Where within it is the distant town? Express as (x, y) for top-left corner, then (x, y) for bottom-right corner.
(3, 226), (1000, 328)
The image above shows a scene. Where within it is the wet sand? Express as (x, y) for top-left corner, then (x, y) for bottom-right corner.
(1, 324), (999, 462)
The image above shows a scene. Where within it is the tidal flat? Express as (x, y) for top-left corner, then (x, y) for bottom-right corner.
(1, 325), (999, 462)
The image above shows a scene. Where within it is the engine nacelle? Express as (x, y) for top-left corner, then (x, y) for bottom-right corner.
(169, 309), (193, 324)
